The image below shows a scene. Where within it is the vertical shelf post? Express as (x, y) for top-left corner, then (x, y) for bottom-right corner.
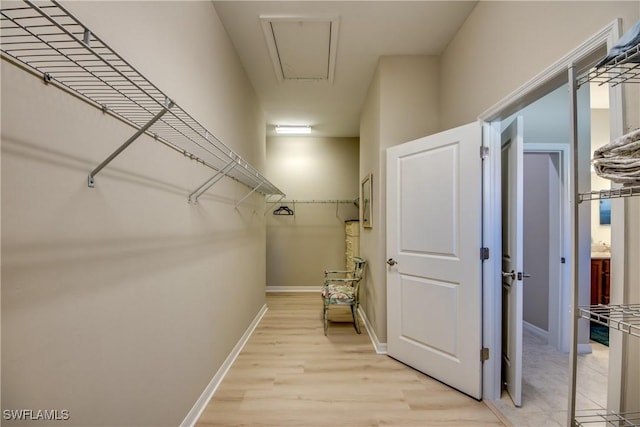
(567, 63), (579, 427)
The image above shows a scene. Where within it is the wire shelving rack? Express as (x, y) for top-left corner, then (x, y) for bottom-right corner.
(0, 0), (284, 202)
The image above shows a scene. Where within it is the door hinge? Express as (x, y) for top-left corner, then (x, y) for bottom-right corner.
(480, 247), (490, 261)
(481, 347), (490, 362)
(480, 146), (489, 159)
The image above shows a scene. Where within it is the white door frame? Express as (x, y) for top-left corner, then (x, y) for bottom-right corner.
(523, 144), (571, 353)
(478, 19), (623, 401)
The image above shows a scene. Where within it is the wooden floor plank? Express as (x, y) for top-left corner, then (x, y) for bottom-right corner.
(195, 293), (504, 427)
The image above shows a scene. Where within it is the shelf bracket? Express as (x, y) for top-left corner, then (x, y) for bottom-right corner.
(235, 182), (262, 208)
(88, 97), (174, 187)
(188, 159), (238, 204)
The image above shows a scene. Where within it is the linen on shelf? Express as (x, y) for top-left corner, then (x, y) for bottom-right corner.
(593, 128), (640, 185)
(595, 20), (640, 68)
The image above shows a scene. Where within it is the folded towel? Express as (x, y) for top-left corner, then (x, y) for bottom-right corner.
(592, 128), (640, 185)
(594, 128), (640, 158)
(592, 157), (640, 184)
(595, 20), (640, 68)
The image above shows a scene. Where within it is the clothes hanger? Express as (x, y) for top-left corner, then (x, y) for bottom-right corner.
(273, 205), (294, 215)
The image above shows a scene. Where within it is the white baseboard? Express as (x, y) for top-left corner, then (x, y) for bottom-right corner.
(266, 286), (321, 293)
(358, 307), (387, 354)
(180, 304), (268, 427)
(523, 321), (549, 342)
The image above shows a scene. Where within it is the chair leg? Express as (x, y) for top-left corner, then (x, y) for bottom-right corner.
(352, 303), (361, 334)
(323, 303), (328, 336)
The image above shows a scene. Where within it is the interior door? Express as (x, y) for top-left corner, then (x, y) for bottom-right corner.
(501, 117), (524, 407)
(386, 122), (482, 399)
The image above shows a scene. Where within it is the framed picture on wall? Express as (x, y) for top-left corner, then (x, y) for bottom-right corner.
(361, 173), (372, 228)
(599, 199), (611, 225)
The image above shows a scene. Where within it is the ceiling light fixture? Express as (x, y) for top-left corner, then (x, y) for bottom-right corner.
(275, 125), (312, 135)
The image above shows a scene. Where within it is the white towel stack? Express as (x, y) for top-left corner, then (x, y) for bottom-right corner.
(592, 128), (640, 185)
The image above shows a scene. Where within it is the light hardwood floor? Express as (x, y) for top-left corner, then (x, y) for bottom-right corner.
(195, 293), (505, 427)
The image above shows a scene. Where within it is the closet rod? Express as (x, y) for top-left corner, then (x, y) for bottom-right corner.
(277, 199), (357, 204)
(264, 195), (285, 215)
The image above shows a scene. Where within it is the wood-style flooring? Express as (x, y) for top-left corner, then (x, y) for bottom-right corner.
(195, 293), (505, 427)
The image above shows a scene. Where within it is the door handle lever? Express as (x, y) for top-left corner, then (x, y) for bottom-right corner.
(518, 272), (531, 280)
(387, 258), (398, 266)
(501, 270), (515, 280)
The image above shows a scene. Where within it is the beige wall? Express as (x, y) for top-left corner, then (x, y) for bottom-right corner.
(359, 1), (638, 352)
(428, 0), (639, 409)
(265, 137), (359, 287)
(440, 1), (639, 130)
(1, 2), (268, 426)
(359, 64), (383, 340)
(359, 56), (441, 342)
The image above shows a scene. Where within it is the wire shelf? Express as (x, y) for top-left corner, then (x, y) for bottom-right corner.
(578, 43), (640, 87)
(579, 185), (640, 203)
(0, 0), (284, 197)
(574, 409), (640, 426)
(578, 304), (640, 338)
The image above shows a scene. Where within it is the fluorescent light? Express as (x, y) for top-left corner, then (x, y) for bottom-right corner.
(275, 125), (311, 135)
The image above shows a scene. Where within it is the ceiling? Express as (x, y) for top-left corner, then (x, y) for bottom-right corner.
(212, 1), (477, 138)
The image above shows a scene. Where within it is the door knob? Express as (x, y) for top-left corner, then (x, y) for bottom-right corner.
(501, 270), (515, 280)
(387, 258), (398, 266)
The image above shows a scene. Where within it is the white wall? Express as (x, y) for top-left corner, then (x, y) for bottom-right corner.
(523, 153), (551, 332)
(1, 2), (268, 426)
(515, 84), (593, 347)
(265, 137), (359, 288)
(624, 199), (640, 413)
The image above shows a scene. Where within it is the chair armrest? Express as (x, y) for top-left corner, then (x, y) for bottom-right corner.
(324, 269), (351, 275)
(324, 278), (357, 285)
(324, 270), (354, 280)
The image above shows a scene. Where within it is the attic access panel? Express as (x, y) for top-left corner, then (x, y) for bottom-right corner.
(261, 15), (339, 82)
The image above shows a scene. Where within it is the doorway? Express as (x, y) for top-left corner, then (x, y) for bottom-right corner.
(480, 19), (624, 405)
(522, 146), (570, 354)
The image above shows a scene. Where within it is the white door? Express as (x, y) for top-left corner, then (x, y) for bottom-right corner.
(386, 122), (482, 399)
(501, 117), (524, 407)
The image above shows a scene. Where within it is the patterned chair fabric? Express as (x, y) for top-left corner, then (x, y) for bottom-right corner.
(321, 256), (367, 335)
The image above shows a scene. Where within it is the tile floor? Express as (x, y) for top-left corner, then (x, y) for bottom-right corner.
(492, 327), (609, 427)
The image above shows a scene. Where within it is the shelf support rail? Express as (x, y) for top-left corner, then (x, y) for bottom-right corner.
(188, 159), (238, 204)
(235, 182), (262, 208)
(88, 97), (174, 187)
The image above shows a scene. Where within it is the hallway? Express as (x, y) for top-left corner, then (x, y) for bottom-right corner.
(195, 293), (505, 427)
